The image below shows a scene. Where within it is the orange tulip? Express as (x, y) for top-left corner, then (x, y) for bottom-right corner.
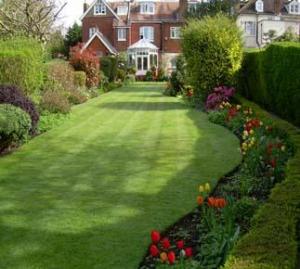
(197, 195), (204, 206)
(160, 252), (168, 263)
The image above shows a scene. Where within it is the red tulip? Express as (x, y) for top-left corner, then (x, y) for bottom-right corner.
(208, 197), (215, 207)
(176, 240), (184, 249)
(150, 244), (159, 257)
(161, 238), (171, 249)
(151, 230), (160, 243)
(167, 251), (176, 264)
(185, 247), (193, 257)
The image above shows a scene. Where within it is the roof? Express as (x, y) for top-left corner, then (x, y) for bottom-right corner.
(80, 0), (121, 21)
(128, 38), (159, 50)
(81, 0), (184, 23)
(82, 31), (118, 54)
(238, 0), (293, 15)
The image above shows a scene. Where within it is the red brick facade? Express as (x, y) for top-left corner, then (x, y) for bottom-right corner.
(81, 0), (184, 56)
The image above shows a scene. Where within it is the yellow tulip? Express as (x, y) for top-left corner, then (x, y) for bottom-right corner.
(199, 185), (204, 193)
(205, 183), (211, 192)
(250, 129), (254, 135)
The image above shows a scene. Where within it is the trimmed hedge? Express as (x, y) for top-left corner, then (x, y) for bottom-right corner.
(223, 96), (300, 269)
(0, 38), (44, 95)
(238, 42), (300, 127)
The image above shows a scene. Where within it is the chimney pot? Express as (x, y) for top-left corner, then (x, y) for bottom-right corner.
(83, 1), (89, 13)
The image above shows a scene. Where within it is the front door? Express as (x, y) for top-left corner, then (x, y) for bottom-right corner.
(137, 56), (148, 71)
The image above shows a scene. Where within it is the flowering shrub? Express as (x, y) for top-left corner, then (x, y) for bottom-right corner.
(205, 86), (235, 110)
(69, 43), (100, 88)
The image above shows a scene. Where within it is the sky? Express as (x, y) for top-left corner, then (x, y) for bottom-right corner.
(56, 0), (93, 29)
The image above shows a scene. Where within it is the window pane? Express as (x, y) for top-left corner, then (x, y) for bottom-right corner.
(143, 57), (148, 70)
(138, 57), (142, 70)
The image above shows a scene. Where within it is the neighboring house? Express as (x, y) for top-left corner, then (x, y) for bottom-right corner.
(237, 0), (300, 47)
(80, 0), (188, 75)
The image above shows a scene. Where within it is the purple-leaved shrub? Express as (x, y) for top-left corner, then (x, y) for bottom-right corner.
(205, 86), (235, 111)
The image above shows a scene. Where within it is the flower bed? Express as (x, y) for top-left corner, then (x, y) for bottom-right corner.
(140, 88), (296, 269)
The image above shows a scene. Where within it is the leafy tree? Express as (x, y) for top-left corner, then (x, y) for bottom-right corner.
(47, 30), (66, 58)
(187, 0), (239, 18)
(64, 23), (82, 56)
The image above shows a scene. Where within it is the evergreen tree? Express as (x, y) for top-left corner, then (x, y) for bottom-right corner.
(64, 23), (82, 56)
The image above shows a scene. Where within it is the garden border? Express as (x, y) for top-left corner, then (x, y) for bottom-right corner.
(223, 96), (300, 269)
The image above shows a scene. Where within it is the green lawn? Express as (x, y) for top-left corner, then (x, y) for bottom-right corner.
(0, 82), (241, 269)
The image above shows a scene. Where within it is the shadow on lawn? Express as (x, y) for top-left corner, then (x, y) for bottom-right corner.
(0, 93), (240, 269)
(99, 101), (187, 111)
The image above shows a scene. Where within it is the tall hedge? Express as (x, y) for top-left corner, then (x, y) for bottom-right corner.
(0, 37), (44, 95)
(181, 15), (243, 102)
(239, 42), (300, 126)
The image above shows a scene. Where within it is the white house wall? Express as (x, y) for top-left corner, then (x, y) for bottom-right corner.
(237, 14), (300, 48)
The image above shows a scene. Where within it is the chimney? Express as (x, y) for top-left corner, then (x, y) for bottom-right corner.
(83, 1), (89, 13)
(178, 0), (188, 19)
(274, 0), (283, 15)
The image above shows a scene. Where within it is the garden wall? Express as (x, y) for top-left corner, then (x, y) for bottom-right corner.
(224, 96), (300, 269)
(238, 42), (300, 127)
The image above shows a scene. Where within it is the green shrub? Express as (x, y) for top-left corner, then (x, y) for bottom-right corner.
(116, 68), (126, 81)
(67, 88), (88, 105)
(0, 38), (44, 95)
(74, 71), (87, 88)
(207, 110), (227, 126)
(233, 197), (260, 233)
(101, 56), (117, 82)
(125, 74), (136, 84)
(0, 104), (31, 151)
(181, 15), (243, 102)
(38, 111), (68, 133)
(144, 70), (153, 81)
(40, 90), (71, 114)
(239, 42), (300, 126)
(45, 60), (76, 92)
(104, 82), (122, 92)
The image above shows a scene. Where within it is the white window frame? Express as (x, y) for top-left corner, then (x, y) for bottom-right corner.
(117, 28), (127, 41)
(290, 2), (300, 14)
(140, 2), (155, 14)
(243, 21), (256, 37)
(255, 0), (264, 12)
(89, 27), (97, 38)
(94, 3), (106, 15)
(139, 26), (154, 41)
(170, 27), (181, 39)
(117, 5), (128, 15)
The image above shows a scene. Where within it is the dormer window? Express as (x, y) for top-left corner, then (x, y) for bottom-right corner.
(255, 0), (264, 13)
(289, 1), (300, 14)
(117, 5), (128, 15)
(140, 2), (155, 14)
(94, 2), (106, 15)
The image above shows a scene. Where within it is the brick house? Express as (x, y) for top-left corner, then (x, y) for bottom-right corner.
(80, 0), (188, 75)
(237, 0), (300, 47)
